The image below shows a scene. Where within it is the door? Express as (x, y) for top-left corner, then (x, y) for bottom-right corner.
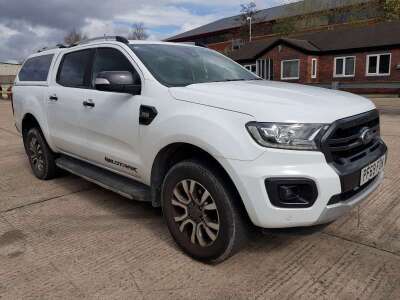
(47, 49), (94, 158)
(256, 59), (274, 80)
(81, 47), (143, 179)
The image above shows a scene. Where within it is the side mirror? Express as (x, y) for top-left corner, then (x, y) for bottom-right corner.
(95, 71), (141, 95)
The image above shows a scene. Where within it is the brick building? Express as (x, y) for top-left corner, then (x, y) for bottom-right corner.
(167, 0), (383, 53)
(229, 22), (400, 94)
(167, 0), (400, 94)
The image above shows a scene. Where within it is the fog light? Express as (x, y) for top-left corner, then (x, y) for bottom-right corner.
(265, 178), (318, 208)
(279, 185), (305, 203)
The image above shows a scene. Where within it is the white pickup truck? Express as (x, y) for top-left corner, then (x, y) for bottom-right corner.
(12, 36), (387, 262)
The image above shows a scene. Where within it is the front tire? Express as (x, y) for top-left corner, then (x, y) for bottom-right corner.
(161, 160), (248, 263)
(23, 128), (58, 180)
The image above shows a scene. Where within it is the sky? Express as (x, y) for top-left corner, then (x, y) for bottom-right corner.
(0, 0), (298, 63)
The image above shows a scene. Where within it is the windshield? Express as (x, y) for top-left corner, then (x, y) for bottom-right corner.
(129, 44), (259, 87)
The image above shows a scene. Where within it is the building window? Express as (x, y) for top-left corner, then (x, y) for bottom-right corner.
(334, 56), (355, 77)
(281, 59), (300, 80)
(311, 58), (318, 79)
(232, 39), (244, 51)
(366, 53), (391, 76)
(244, 64), (257, 74)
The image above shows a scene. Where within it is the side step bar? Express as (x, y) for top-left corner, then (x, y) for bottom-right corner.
(56, 155), (150, 202)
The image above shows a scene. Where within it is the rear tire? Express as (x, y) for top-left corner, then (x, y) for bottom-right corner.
(23, 128), (58, 180)
(161, 160), (248, 263)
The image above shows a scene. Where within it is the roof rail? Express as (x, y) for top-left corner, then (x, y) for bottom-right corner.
(36, 36), (129, 53)
(37, 43), (67, 53)
(74, 35), (129, 47)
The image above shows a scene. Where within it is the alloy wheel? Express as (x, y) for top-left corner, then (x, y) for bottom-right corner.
(171, 179), (220, 247)
(28, 136), (45, 172)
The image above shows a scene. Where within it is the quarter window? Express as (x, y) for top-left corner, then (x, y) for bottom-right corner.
(367, 54), (391, 76)
(334, 56), (355, 77)
(19, 54), (54, 82)
(92, 48), (141, 85)
(281, 59), (300, 80)
(57, 49), (93, 88)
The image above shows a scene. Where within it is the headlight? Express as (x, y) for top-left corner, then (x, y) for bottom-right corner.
(246, 122), (329, 150)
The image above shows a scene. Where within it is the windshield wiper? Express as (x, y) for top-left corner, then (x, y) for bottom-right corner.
(190, 78), (262, 85)
(211, 79), (249, 83)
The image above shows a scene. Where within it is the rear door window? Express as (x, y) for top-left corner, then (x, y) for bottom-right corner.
(57, 49), (93, 88)
(19, 54), (54, 81)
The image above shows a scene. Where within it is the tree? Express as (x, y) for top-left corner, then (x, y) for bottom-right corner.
(128, 23), (149, 40)
(272, 0), (356, 35)
(384, 0), (400, 20)
(64, 29), (87, 46)
(238, 2), (261, 42)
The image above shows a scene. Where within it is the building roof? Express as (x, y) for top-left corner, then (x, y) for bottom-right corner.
(167, 0), (372, 41)
(229, 21), (400, 62)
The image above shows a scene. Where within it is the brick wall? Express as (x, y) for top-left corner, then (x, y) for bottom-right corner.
(256, 45), (400, 94)
(208, 41), (233, 53)
(260, 45), (309, 83)
(318, 49), (400, 84)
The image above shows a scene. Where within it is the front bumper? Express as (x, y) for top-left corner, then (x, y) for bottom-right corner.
(316, 172), (383, 224)
(220, 145), (386, 228)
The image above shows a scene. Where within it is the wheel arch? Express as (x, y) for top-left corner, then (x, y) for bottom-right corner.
(21, 113), (55, 154)
(150, 142), (250, 220)
(21, 113), (42, 138)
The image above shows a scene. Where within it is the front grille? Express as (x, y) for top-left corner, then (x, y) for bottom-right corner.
(321, 110), (380, 165)
(320, 109), (387, 194)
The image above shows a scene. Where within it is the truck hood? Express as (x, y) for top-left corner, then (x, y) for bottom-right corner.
(169, 80), (375, 123)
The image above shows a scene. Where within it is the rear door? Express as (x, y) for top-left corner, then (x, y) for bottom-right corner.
(47, 48), (94, 158)
(81, 46), (143, 179)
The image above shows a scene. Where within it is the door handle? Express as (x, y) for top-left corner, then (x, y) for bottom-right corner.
(83, 100), (95, 108)
(49, 95), (58, 101)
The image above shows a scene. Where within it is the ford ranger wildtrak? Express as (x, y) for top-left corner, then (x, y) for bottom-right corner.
(13, 36), (387, 262)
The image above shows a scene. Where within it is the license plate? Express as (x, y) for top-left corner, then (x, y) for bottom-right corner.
(360, 155), (385, 186)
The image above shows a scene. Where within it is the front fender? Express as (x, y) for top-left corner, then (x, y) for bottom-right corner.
(139, 99), (265, 183)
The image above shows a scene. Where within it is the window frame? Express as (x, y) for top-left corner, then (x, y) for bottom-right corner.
(366, 53), (391, 77)
(56, 48), (95, 89)
(311, 58), (318, 79)
(281, 59), (300, 80)
(257, 59), (274, 80)
(333, 56), (356, 78)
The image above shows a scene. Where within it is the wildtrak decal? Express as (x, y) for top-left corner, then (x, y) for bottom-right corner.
(104, 157), (138, 173)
